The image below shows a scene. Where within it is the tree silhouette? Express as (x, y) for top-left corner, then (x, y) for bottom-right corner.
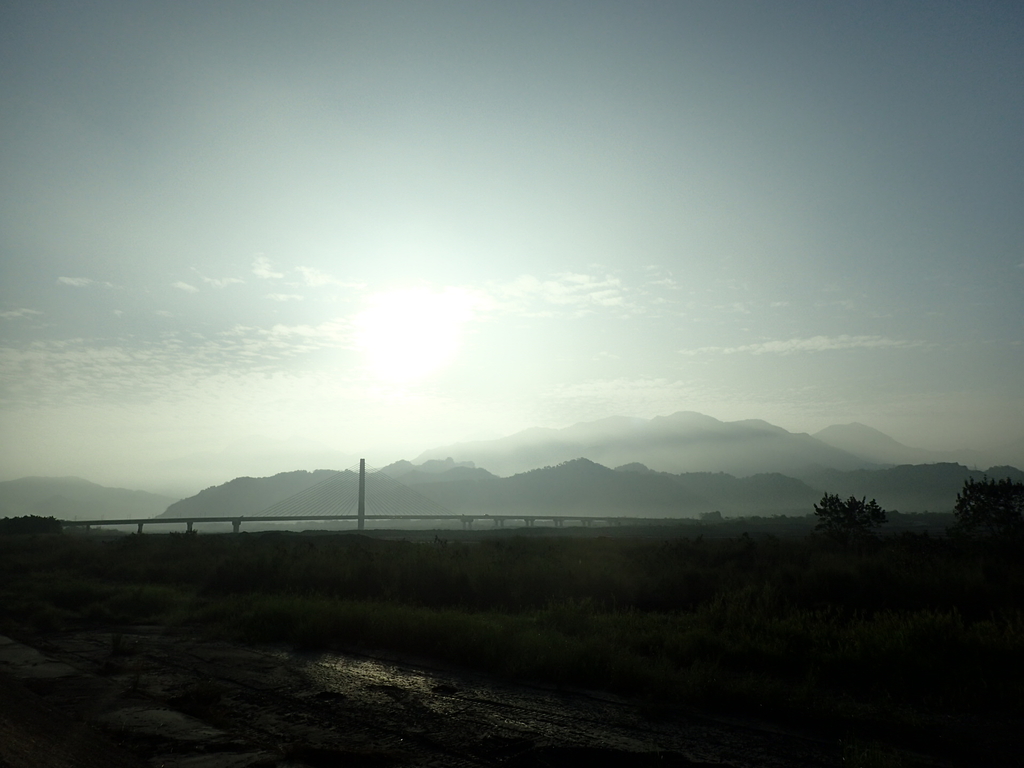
(813, 493), (887, 546)
(949, 476), (1024, 541)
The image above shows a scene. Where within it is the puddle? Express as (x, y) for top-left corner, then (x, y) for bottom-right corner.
(1, 629), (857, 767)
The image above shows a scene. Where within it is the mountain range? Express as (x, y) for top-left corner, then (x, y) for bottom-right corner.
(160, 469), (340, 520)
(0, 476), (177, 521)
(143, 458), (1024, 523)
(389, 459), (1024, 518)
(414, 412), (1011, 478)
(5, 412), (1022, 523)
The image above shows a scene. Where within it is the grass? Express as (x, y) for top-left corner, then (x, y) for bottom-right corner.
(1, 526), (1022, 755)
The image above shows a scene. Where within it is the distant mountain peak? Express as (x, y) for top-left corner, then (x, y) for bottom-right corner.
(416, 410), (877, 477)
(816, 422), (905, 444)
(614, 462), (656, 474)
(812, 423), (999, 468)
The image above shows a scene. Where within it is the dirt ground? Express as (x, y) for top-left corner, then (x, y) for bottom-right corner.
(0, 626), (980, 768)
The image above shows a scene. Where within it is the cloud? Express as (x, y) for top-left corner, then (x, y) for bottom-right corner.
(266, 293), (304, 302)
(495, 272), (629, 316)
(680, 335), (915, 356)
(172, 281), (199, 293)
(0, 308), (42, 320)
(155, 310), (173, 317)
(57, 276), (114, 288)
(296, 266), (364, 289)
(0, 317), (362, 411)
(252, 256), (283, 279)
(648, 278), (678, 288)
(191, 268), (244, 288)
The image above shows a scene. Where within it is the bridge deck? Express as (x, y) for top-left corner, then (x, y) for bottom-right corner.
(59, 514), (671, 529)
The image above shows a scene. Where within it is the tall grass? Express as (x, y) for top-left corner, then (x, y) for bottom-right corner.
(1, 529), (1022, 727)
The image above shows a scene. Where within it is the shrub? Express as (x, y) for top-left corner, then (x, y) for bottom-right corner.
(0, 515), (62, 535)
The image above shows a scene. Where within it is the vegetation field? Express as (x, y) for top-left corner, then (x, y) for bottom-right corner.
(1, 521), (1022, 763)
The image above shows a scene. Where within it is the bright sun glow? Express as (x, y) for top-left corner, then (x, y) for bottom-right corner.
(353, 287), (477, 383)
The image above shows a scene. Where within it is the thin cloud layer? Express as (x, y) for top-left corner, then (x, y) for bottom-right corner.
(251, 256), (283, 280)
(0, 308), (42, 320)
(57, 277), (115, 288)
(681, 335), (917, 356)
(296, 266), (365, 290)
(493, 273), (631, 317)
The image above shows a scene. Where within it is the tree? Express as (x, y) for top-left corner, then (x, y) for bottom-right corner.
(813, 493), (887, 545)
(949, 476), (1024, 541)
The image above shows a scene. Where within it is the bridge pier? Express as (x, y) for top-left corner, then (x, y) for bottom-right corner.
(554, 519), (563, 527)
(232, 519), (241, 534)
(461, 517), (473, 530)
(186, 520), (194, 533)
(137, 522), (144, 534)
(525, 518), (534, 527)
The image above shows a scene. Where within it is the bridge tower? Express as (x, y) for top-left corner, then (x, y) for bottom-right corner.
(357, 458), (366, 530)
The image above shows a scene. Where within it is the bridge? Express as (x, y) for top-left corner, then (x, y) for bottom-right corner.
(58, 460), (641, 534)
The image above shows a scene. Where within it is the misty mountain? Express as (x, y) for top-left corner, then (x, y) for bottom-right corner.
(155, 456), (1024, 523)
(0, 477), (177, 521)
(801, 463), (1024, 513)
(158, 469), (340, 519)
(151, 436), (359, 497)
(415, 412), (880, 477)
(379, 457), (478, 481)
(156, 459), (821, 521)
(395, 459), (1024, 516)
(393, 459), (822, 517)
(813, 423), (997, 468)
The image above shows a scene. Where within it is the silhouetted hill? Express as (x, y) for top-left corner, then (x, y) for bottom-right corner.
(379, 457), (476, 480)
(157, 458), (1024, 524)
(416, 411), (877, 477)
(400, 458), (820, 517)
(383, 466), (496, 486)
(159, 469), (340, 519)
(0, 477), (177, 521)
(399, 459), (1022, 516)
(800, 464), (1024, 513)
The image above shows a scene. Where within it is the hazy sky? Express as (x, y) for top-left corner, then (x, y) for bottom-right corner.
(2, 1), (1022, 491)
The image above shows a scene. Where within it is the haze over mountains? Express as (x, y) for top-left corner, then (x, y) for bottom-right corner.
(149, 458), (1024, 524)
(0, 477), (176, 522)
(4, 412), (1022, 523)
(812, 423), (999, 469)
(416, 412), (1014, 478)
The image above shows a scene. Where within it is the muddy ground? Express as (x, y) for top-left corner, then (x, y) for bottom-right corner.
(0, 626), (1004, 768)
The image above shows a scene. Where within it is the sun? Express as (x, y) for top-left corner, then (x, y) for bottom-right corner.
(353, 287), (475, 383)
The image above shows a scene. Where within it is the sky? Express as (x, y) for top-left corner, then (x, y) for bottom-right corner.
(1, 1), (1022, 493)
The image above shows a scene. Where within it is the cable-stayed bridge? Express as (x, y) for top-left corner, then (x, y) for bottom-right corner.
(59, 460), (633, 533)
